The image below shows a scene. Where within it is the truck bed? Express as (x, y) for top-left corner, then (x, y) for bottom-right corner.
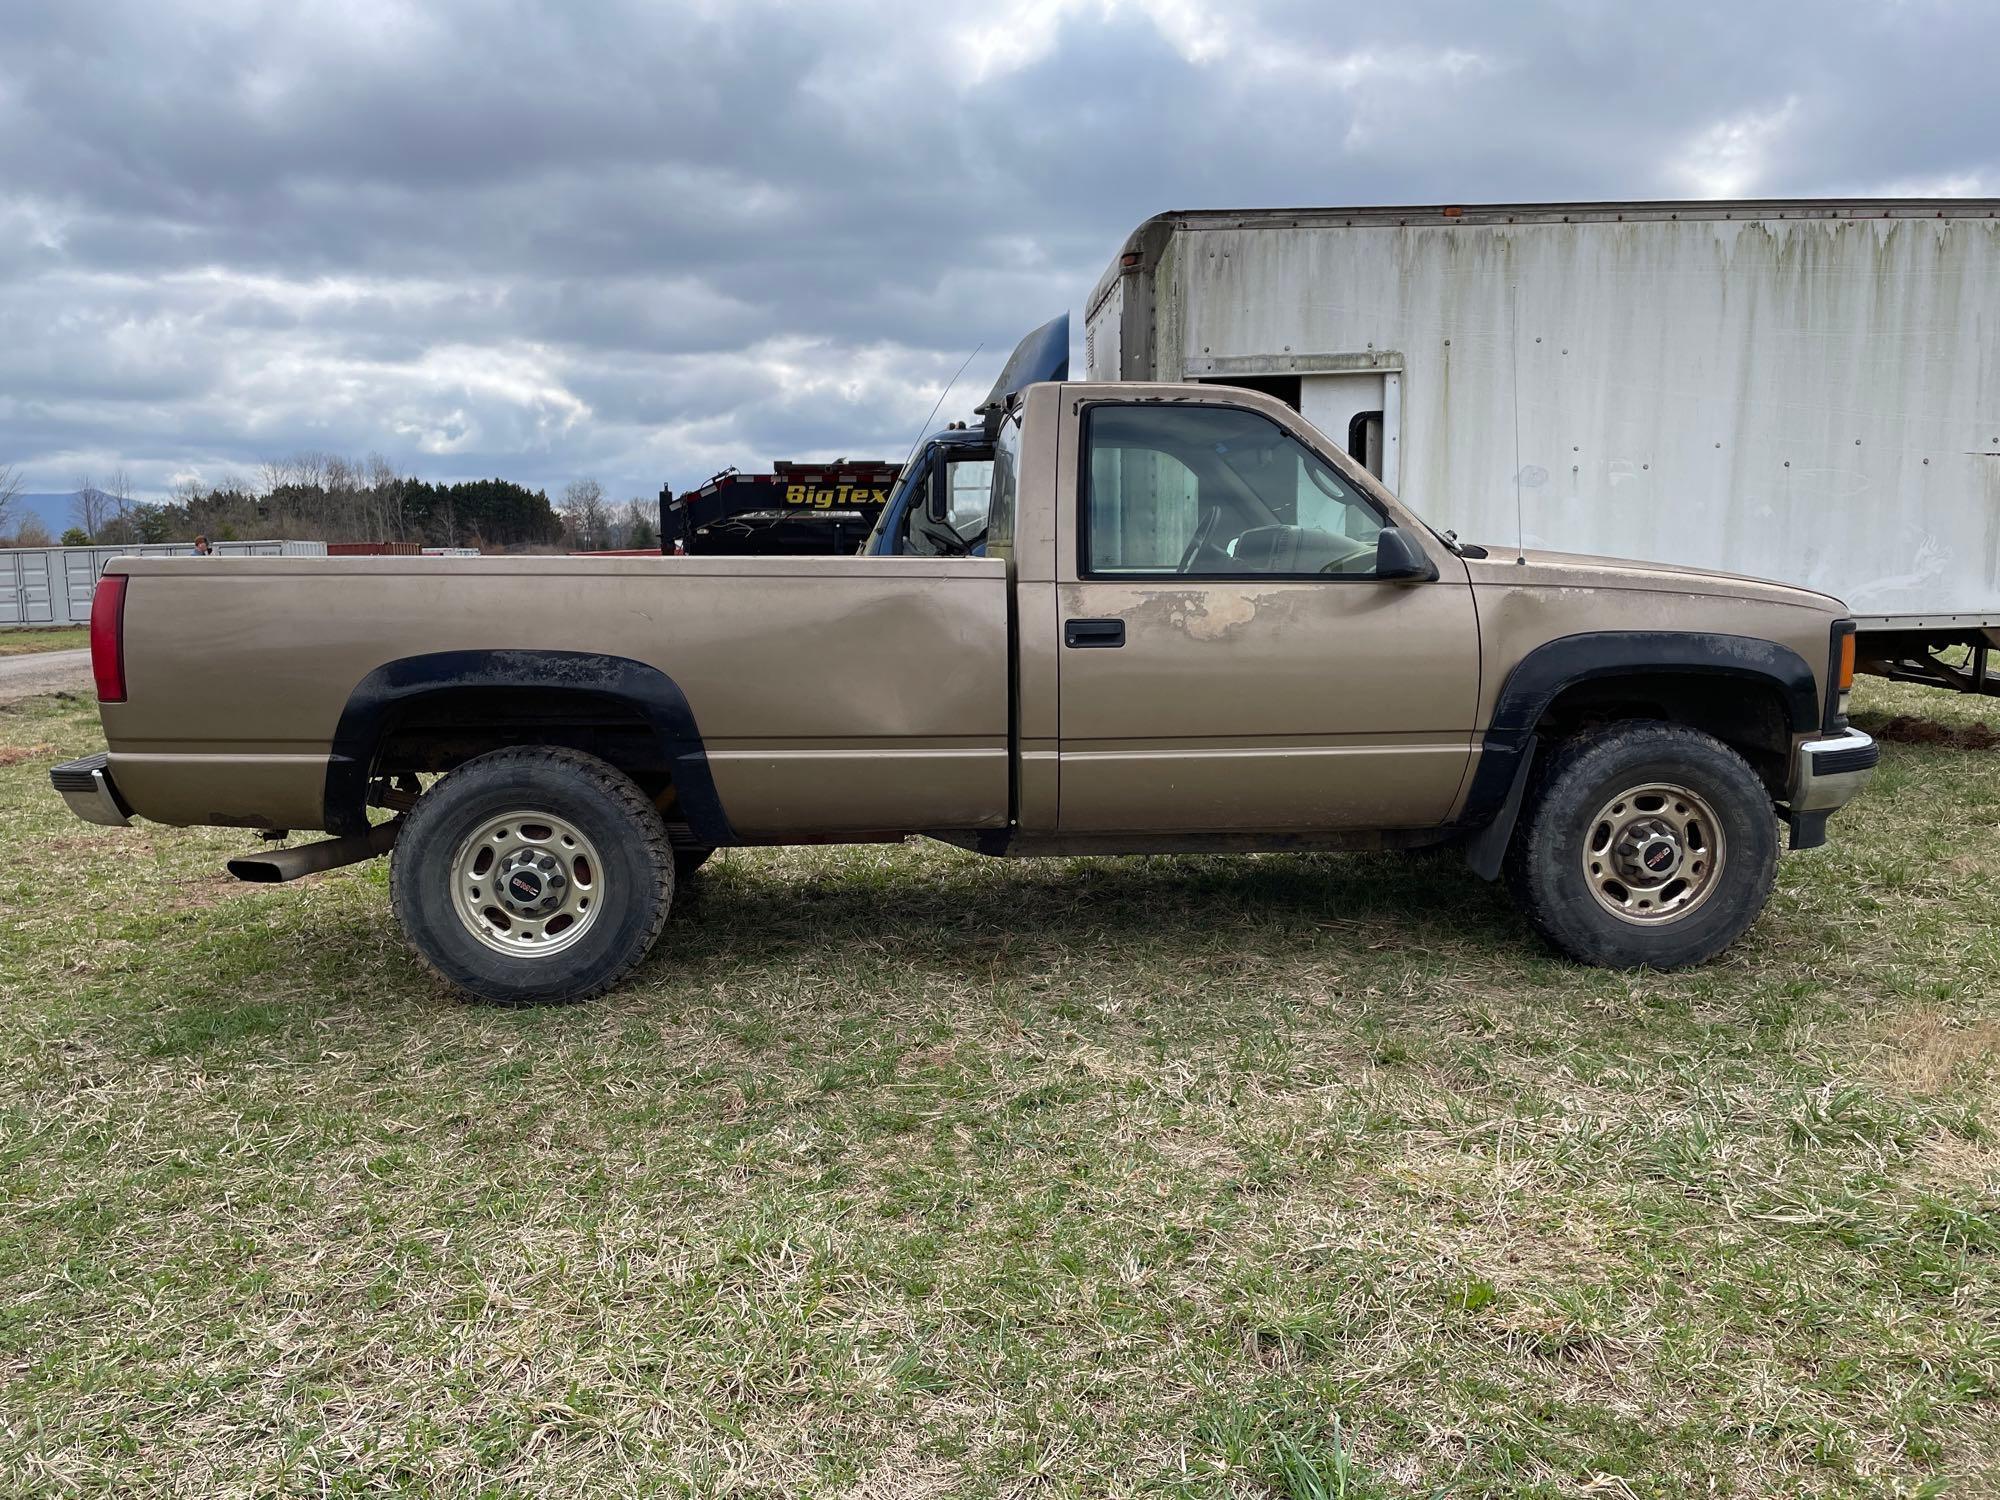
(102, 554), (1011, 836)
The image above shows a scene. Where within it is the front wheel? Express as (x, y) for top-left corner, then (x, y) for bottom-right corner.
(1505, 722), (1778, 969)
(390, 746), (674, 1003)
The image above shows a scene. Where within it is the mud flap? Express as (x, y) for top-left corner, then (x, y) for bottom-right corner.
(1464, 736), (1537, 881)
(1785, 809), (1829, 850)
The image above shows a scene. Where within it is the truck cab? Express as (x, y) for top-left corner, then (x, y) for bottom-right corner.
(861, 425), (994, 556)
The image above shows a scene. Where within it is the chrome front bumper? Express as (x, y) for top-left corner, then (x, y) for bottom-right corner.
(50, 751), (131, 828)
(1792, 728), (1880, 813)
(1783, 728), (1878, 848)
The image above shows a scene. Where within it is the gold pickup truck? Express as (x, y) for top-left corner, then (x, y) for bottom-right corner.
(53, 378), (1875, 1002)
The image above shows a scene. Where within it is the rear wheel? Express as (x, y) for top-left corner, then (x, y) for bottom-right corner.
(391, 746), (674, 1003)
(1505, 722), (1778, 969)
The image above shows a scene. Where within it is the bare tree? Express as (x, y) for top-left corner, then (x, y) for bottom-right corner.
(366, 452), (403, 540)
(72, 474), (112, 541)
(97, 466), (140, 543)
(622, 498), (657, 551)
(0, 461), (21, 538)
(258, 455), (298, 497)
(561, 478), (609, 551)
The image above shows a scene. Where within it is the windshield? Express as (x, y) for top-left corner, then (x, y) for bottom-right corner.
(862, 452), (928, 554)
(863, 438), (998, 556)
(945, 457), (994, 534)
(986, 411), (1021, 559)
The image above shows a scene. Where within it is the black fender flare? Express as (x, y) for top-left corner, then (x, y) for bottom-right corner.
(1459, 630), (1818, 875)
(322, 649), (734, 845)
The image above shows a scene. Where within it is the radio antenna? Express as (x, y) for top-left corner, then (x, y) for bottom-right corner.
(905, 343), (982, 471)
(1511, 280), (1526, 565)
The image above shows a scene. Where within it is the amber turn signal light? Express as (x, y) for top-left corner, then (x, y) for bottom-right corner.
(1837, 631), (1856, 693)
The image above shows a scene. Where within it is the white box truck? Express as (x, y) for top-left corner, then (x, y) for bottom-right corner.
(1086, 199), (2000, 691)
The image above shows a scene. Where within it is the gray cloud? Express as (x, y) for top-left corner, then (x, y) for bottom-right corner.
(2, 0), (1995, 502)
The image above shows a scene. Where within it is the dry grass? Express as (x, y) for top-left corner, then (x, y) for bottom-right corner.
(0, 627), (87, 658)
(0, 677), (1997, 1497)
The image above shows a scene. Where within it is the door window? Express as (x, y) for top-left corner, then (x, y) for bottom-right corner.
(946, 457), (993, 535)
(901, 452), (996, 556)
(985, 413), (1021, 560)
(1347, 411), (1385, 478)
(1082, 404), (1386, 577)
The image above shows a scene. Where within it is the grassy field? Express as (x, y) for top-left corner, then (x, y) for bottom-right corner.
(1, 679), (1997, 1498)
(0, 627), (88, 657)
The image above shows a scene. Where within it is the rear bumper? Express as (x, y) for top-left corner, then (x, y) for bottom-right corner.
(50, 751), (131, 828)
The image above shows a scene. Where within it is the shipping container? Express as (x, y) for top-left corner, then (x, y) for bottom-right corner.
(0, 541), (326, 627)
(1088, 200), (2000, 690)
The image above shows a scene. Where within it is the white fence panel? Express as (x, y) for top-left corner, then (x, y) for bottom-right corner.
(0, 541), (328, 627)
(0, 550), (57, 625)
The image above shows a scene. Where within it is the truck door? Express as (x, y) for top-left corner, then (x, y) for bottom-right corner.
(1053, 393), (1477, 834)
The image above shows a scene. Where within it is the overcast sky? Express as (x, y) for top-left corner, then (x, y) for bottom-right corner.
(2, 0), (1994, 504)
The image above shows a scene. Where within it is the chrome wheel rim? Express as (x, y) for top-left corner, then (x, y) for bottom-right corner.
(1581, 781), (1726, 925)
(450, 810), (604, 957)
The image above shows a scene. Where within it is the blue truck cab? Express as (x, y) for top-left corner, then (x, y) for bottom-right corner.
(862, 313), (1069, 558)
(862, 423), (996, 556)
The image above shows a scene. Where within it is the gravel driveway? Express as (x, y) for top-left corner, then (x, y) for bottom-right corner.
(0, 649), (90, 705)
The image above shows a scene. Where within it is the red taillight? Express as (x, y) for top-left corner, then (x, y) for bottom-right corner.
(90, 574), (127, 703)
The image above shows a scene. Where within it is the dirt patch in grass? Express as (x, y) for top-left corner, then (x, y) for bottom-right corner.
(0, 741), (54, 767)
(1856, 711), (2000, 750)
(157, 871), (255, 912)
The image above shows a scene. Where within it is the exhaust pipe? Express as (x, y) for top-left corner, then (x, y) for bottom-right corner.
(228, 818), (403, 884)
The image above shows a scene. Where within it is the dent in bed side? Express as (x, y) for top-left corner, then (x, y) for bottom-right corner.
(1458, 630), (1820, 849)
(322, 650), (735, 845)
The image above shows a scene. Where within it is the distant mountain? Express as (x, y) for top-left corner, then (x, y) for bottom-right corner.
(9, 493), (88, 538)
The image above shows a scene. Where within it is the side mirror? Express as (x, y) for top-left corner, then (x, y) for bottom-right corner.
(1374, 526), (1438, 582)
(923, 452), (949, 524)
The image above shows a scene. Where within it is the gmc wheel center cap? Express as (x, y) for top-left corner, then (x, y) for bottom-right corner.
(494, 851), (566, 915)
(1639, 838), (1680, 878)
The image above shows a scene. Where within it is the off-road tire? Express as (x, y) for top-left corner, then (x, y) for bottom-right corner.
(390, 746), (674, 1003)
(1504, 721), (1779, 969)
